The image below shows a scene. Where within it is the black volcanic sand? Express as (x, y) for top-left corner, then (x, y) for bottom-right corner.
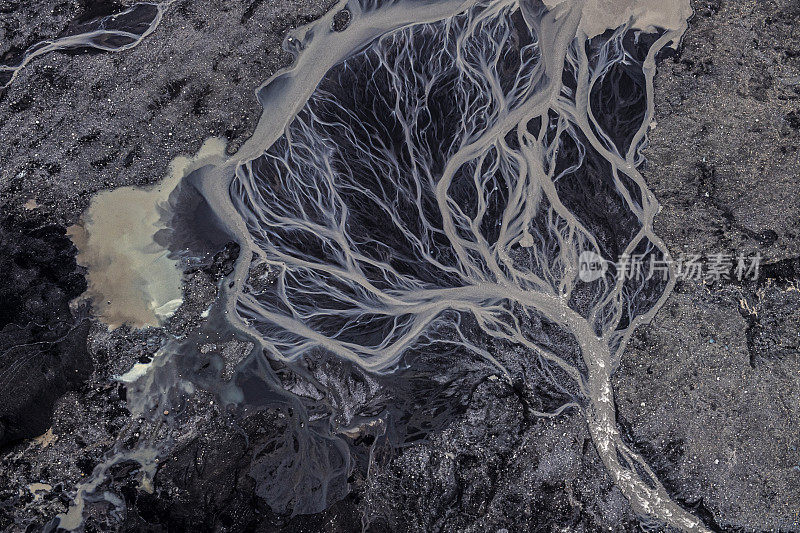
(0, 0), (338, 227)
(0, 215), (89, 446)
(613, 0), (800, 531)
(1, 0), (799, 532)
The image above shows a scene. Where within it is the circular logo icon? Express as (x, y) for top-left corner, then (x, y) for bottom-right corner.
(578, 250), (607, 282)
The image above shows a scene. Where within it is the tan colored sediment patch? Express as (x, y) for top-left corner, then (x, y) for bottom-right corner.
(29, 483), (53, 501)
(32, 427), (56, 448)
(69, 138), (227, 329)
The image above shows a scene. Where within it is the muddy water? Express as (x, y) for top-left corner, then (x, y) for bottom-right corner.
(64, 0), (708, 530)
(69, 138), (226, 328)
(543, 0), (691, 37)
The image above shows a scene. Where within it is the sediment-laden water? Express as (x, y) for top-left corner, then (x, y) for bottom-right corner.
(64, 0), (707, 530)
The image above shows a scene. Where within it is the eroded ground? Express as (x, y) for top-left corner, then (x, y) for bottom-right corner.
(0, 0), (798, 532)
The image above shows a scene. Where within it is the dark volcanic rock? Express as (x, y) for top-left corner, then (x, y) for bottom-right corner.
(361, 380), (639, 532)
(0, 215), (90, 447)
(119, 407), (359, 533)
(111, 379), (639, 533)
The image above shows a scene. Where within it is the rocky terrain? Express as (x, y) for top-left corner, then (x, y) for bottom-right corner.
(0, 0), (798, 532)
(613, 0), (800, 530)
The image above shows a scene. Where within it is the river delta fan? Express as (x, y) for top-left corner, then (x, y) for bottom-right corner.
(52, 0), (708, 529)
(224, 0), (704, 530)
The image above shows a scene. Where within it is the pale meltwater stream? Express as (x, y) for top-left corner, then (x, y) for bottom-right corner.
(62, 0), (707, 530)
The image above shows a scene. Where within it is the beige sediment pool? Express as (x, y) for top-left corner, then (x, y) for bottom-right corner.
(68, 137), (227, 329)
